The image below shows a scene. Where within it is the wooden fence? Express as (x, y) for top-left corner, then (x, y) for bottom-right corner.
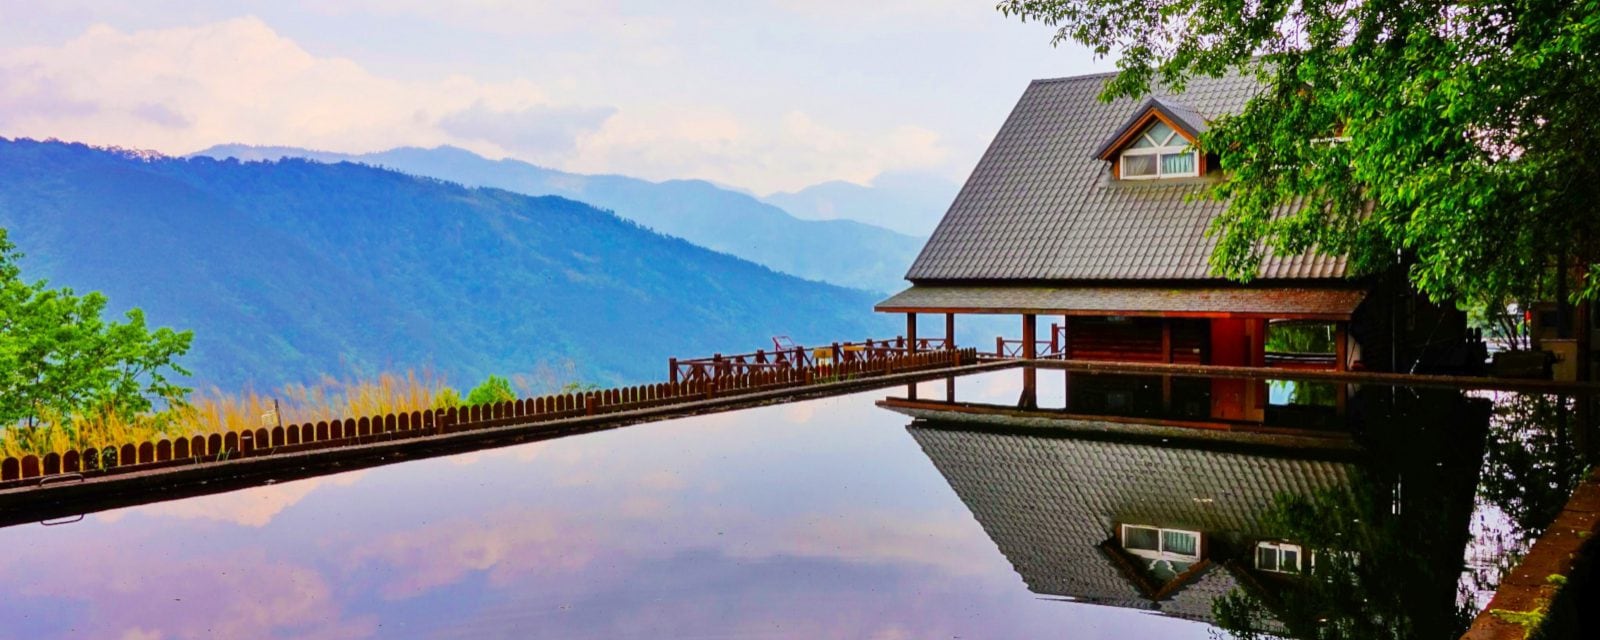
(670, 336), (955, 384)
(0, 347), (978, 489)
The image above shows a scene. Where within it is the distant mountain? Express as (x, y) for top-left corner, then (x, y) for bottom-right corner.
(192, 144), (923, 294)
(0, 138), (893, 392)
(763, 171), (960, 237)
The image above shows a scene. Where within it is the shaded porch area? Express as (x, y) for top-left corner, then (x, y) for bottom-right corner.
(877, 284), (1368, 372)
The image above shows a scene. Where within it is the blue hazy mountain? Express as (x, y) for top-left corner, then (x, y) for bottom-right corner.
(0, 138), (894, 392)
(763, 171), (960, 237)
(191, 144), (924, 293)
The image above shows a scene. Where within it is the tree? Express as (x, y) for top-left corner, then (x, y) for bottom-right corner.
(997, 0), (1600, 307)
(0, 228), (193, 427)
(465, 374), (516, 406)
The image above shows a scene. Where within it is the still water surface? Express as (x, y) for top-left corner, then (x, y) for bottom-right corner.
(0, 368), (1592, 639)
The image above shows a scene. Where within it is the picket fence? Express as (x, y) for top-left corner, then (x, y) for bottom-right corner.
(0, 347), (977, 488)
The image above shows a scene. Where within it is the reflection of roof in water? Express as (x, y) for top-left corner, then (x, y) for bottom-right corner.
(908, 424), (1354, 623)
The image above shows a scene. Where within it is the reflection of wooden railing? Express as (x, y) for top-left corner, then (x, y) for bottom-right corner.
(1, 347), (979, 490)
(670, 336), (955, 383)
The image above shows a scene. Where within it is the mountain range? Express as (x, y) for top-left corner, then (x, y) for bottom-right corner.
(762, 171), (959, 237)
(191, 144), (926, 294)
(0, 138), (894, 392)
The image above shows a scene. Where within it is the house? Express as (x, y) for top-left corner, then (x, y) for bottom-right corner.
(878, 72), (1467, 373)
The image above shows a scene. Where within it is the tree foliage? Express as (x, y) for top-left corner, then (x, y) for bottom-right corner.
(999, 0), (1600, 306)
(0, 228), (193, 427)
(465, 374), (517, 407)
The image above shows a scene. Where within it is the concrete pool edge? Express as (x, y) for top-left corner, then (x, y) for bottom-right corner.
(1462, 468), (1600, 639)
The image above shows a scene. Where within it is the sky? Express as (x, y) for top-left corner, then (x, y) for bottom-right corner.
(0, 1), (1111, 194)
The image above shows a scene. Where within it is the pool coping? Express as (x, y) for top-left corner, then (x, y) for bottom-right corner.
(1461, 467), (1600, 639)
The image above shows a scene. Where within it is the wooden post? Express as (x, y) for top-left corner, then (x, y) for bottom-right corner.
(945, 313), (956, 350)
(996, 335), (1005, 357)
(1023, 314), (1038, 360)
(1050, 322), (1060, 356)
(1061, 316), (1072, 359)
(669, 357), (679, 384)
(1161, 318), (1173, 364)
(907, 313), (919, 353)
(1335, 321), (1349, 372)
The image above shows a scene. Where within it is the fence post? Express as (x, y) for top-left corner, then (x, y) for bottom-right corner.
(585, 393), (597, 416)
(996, 336), (1005, 357)
(669, 358), (679, 384)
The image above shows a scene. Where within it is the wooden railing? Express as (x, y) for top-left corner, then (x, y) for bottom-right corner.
(994, 338), (1065, 359)
(1, 347), (979, 489)
(670, 336), (954, 383)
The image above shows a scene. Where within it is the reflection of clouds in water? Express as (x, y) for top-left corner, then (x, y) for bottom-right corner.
(348, 507), (600, 600)
(8, 546), (375, 640)
(94, 470), (369, 528)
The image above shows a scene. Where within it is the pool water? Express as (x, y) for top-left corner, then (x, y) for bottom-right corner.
(0, 368), (1592, 639)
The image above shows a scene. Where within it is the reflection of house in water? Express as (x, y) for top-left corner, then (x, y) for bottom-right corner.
(907, 423), (1352, 624)
(886, 370), (1491, 633)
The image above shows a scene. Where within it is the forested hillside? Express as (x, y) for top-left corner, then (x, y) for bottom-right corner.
(0, 138), (892, 392)
(193, 144), (924, 293)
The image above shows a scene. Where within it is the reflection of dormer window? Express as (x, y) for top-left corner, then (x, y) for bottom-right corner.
(1121, 524), (1202, 580)
(1256, 541), (1304, 573)
(1120, 121), (1198, 180)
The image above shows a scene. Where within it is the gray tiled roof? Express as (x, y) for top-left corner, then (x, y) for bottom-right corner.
(906, 72), (1348, 282)
(909, 424), (1352, 622)
(875, 284), (1366, 318)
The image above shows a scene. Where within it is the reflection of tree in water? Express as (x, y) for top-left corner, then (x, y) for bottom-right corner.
(1463, 392), (1590, 603)
(1212, 391), (1591, 639)
(1210, 475), (1475, 640)
(1477, 393), (1587, 532)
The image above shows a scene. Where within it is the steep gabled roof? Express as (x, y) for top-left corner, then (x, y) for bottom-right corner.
(904, 72), (1347, 282)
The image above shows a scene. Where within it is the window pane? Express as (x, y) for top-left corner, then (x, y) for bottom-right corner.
(1257, 546), (1278, 571)
(1162, 530), (1197, 556)
(1146, 122), (1177, 145)
(1283, 548), (1300, 571)
(1130, 135), (1156, 149)
(1123, 154), (1157, 176)
(1124, 526), (1160, 551)
(1161, 152), (1195, 175)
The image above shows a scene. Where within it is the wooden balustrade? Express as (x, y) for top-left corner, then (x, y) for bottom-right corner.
(1, 346), (979, 489)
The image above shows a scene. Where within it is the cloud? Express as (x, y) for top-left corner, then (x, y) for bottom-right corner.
(439, 101), (615, 158)
(0, 15), (958, 193)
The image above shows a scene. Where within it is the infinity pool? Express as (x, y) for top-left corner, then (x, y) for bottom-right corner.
(0, 368), (1591, 639)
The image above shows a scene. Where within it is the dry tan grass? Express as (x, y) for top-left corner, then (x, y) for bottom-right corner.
(1, 369), (454, 459)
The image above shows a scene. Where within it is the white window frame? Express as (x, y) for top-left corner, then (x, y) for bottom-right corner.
(1255, 541), (1305, 573)
(1120, 524), (1202, 562)
(1119, 121), (1200, 180)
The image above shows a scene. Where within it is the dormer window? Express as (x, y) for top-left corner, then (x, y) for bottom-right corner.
(1092, 97), (1209, 181)
(1120, 122), (1198, 179)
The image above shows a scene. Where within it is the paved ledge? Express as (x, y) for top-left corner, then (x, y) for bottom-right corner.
(0, 360), (1014, 528)
(1462, 469), (1600, 639)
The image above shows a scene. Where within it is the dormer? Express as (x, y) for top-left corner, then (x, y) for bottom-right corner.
(1093, 97), (1209, 180)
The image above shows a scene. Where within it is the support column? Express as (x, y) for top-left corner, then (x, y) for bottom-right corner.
(1023, 314), (1038, 360)
(906, 313), (919, 354)
(1161, 318), (1174, 364)
(1335, 321), (1349, 372)
(1021, 313), (1038, 409)
(945, 312), (956, 350)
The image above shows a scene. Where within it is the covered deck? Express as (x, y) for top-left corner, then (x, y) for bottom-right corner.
(877, 283), (1366, 372)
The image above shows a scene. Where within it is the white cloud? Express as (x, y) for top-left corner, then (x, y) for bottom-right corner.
(0, 15), (962, 192)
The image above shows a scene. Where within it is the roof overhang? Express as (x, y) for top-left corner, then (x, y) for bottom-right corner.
(875, 284), (1367, 321)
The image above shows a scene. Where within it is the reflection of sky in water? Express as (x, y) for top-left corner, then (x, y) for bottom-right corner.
(0, 371), (1208, 639)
